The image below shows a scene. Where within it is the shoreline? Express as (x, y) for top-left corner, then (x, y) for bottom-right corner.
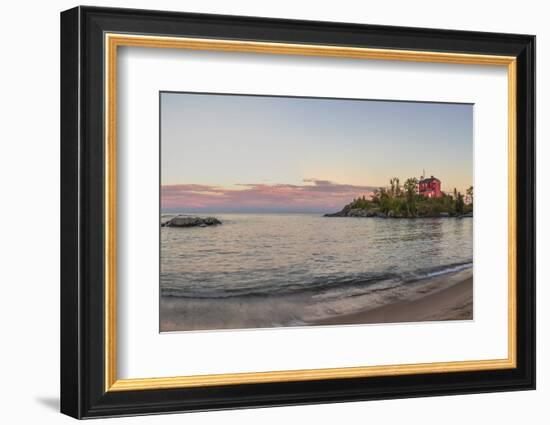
(315, 270), (473, 326)
(323, 213), (473, 219)
(160, 268), (473, 332)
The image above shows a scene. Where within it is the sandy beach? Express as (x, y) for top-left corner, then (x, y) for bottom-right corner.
(161, 267), (473, 332)
(316, 269), (473, 326)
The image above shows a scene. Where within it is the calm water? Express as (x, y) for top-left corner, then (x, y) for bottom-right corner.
(160, 214), (472, 330)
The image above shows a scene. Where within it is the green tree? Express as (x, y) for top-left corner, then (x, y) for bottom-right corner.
(378, 188), (392, 213)
(403, 177), (418, 216)
(370, 189), (380, 204)
(389, 177), (401, 197)
(404, 178), (418, 200)
(455, 192), (465, 215)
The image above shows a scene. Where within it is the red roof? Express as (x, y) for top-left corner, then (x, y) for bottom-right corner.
(419, 176), (440, 184)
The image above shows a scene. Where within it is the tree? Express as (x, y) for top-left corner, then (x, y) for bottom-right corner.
(370, 189), (380, 204)
(378, 188), (391, 213)
(466, 185), (474, 204)
(389, 177), (401, 197)
(455, 192), (465, 214)
(404, 177), (418, 200)
(403, 177), (418, 217)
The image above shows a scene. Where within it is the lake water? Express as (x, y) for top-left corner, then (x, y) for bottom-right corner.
(160, 213), (473, 330)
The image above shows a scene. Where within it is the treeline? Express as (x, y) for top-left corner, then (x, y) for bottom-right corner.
(343, 177), (473, 218)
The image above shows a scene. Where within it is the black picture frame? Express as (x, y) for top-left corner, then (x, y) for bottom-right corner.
(61, 5), (535, 419)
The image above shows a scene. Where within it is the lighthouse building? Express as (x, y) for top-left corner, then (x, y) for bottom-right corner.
(418, 176), (442, 198)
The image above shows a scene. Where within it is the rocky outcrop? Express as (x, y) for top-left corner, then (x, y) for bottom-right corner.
(324, 208), (380, 218)
(324, 208), (469, 219)
(162, 215), (221, 228)
(348, 208), (376, 217)
(323, 211), (347, 217)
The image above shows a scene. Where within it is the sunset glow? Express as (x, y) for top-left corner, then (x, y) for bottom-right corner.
(162, 179), (377, 213)
(161, 92), (473, 212)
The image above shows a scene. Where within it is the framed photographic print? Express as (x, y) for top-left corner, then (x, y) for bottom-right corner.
(60, 6), (536, 419)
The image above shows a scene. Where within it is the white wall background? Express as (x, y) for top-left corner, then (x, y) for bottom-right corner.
(0, 0), (545, 423)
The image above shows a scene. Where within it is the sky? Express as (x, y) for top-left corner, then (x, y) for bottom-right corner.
(161, 92), (473, 213)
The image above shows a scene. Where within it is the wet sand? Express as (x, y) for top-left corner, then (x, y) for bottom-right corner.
(316, 272), (473, 326)
(161, 269), (473, 332)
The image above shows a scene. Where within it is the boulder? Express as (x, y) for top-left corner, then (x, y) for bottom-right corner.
(162, 215), (221, 228)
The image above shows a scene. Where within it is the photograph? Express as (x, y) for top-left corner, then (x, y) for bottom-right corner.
(159, 92), (474, 332)
(57, 5), (536, 419)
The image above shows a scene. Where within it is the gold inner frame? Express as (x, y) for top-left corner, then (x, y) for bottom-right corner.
(104, 33), (517, 392)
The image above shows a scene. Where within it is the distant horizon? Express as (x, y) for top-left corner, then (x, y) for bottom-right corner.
(161, 177), (472, 214)
(161, 209), (332, 214)
(161, 92), (473, 213)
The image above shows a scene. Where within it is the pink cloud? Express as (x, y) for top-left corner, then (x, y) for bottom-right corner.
(161, 179), (377, 212)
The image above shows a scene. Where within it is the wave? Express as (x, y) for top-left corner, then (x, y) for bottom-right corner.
(161, 260), (472, 299)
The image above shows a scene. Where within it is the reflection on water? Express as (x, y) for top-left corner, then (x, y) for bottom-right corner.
(161, 213), (472, 299)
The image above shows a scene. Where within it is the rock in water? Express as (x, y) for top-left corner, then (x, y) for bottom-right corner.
(323, 211), (344, 217)
(162, 215), (221, 228)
